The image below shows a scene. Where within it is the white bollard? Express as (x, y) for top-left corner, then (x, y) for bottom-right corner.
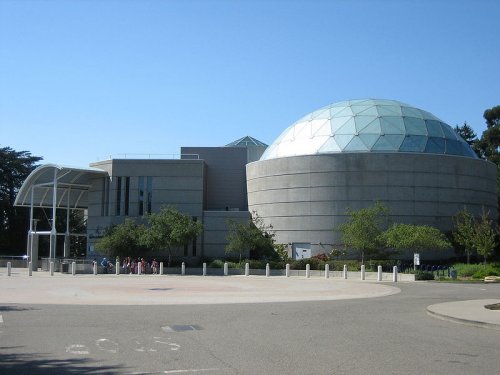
(377, 265), (382, 281)
(245, 262), (249, 276)
(93, 262), (97, 275)
(28, 261), (32, 276)
(7, 261), (11, 276)
(224, 262), (228, 276)
(306, 264), (310, 278)
(138, 262), (141, 275)
(72, 262), (76, 276)
(343, 264), (347, 279)
(286, 263), (290, 277)
(266, 263), (270, 277)
(160, 262), (164, 275)
(116, 261), (120, 275)
(181, 262), (186, 276)
(203, 262), (207, 276)
(393, 266), (398, 282)
(361, 265), (365, 280)
(325, 263), (330, 279)
(50, 261), (54, 276)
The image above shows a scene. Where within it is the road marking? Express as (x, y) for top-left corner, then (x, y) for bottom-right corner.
(95, 338), (119, 353)
(66, 344), (90, 355)
(163, 369), (221, 374)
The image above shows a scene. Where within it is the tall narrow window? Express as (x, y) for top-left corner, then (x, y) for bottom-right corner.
(101, 177), (106, 216)
(124, 177), (130, 216)
(147, 176), (153, 214)
(116, 177), (122, 216)
(138, 176), (144, 216)
(192, 217), (197, 256)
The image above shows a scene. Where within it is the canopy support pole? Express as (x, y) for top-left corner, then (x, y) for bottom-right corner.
(49, 168), (57, 260)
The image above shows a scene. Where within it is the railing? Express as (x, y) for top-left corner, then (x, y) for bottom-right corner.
(95, 153), (200, 161)
(0, 256), (29, 268)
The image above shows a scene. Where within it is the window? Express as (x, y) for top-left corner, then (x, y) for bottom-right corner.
(124, 177), (130, 216)
(138, 176), (144, 216)
(192, 217), (197, 256)
(147, 176), (153, 214)
(116, 177), (122, 216)
(101, 177), (109, 216)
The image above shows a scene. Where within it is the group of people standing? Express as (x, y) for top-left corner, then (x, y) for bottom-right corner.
(121, 257), (160, 274)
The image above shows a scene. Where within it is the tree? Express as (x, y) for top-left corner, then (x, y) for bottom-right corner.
(473, 209), (497, 265)
(337, 202), (389, 264)
(474, 105), (500, 213)
(454, 122), (477, 147)
(380, 223), (450, 254)
(476, 105), (500, 164)
(0, 146), (42, 254)
(95, 219), (147, 258)
(141, 206), (203, 266)
(453, 208), (476, 264)
(225, 212), (276, 261)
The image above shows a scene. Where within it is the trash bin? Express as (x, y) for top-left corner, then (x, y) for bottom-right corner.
(61, 262), (69, 273)
(450, 270), (457, 279)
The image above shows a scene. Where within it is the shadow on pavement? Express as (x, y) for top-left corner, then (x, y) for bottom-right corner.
(0, 350), (128, 374)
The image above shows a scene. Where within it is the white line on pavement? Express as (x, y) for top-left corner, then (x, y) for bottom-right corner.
(163, 369), (221, 374)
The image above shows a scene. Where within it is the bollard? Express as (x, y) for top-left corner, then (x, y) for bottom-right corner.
(325, 263), (329, 279)
(28, 261), (32, 276)
(203, 262), (207, 276)
(7, 261), (11, 276)
(266, 263), (270, 277)
(93, 262), (97, 275)
(160, 262), (164, 275)
(245, 262), (249, 276)
(72, 262), (76, 276)
(181, 262), (186, 276)
(224, 262), (228, 276)
(343, 264), (347, 279)
(306, 264), (310, 278)
(377, 265), (382, 281)
(116, 261), (120, 275)
(138, 262), (141, 275)
(50, 261), (54, 276)
(361, 265), (365, 280)
(393, 266), (398, 282)
(286, 263), (290, 278)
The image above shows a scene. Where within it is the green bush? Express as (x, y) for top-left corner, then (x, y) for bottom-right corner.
(415, 271), (435, 280)
(453, 263), (500, 279)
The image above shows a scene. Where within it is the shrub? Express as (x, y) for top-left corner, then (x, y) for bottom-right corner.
(453, 263), (500, 279)
(415, 271), (435, 280)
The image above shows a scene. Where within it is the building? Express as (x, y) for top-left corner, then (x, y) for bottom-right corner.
(14, 136), (267, 268)
(246, 99), (497, 259)
(14, 99), (497, 265)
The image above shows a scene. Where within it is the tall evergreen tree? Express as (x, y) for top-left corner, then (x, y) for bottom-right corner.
(0, 146), (42, 254)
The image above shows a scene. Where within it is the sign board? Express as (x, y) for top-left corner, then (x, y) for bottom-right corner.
(414, 253), (420, 266)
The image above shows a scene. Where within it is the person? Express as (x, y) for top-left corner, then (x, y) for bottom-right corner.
(151, 258), (158, 274)
(100, 257), (108, 274)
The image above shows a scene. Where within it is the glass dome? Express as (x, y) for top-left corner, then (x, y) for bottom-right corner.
(260, 99), (477, 160)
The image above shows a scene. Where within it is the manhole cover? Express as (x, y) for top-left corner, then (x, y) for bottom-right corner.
(162, 325), (202, 332)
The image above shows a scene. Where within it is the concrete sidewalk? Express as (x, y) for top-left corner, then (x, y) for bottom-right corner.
(0, 268), (400, 306)
(427, 299), (500, 331)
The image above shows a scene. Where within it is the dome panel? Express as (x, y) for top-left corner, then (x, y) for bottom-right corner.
(260, 99), (478, 160)
(344, 136), (369, 151)
(404, 117), (427, 135)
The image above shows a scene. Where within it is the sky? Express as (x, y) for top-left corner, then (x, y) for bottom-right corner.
(1, 0), (499, 167)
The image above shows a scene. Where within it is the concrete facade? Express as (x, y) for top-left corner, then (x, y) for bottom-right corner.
(247, 152), (497, 258)
(84, 142), (266, 261)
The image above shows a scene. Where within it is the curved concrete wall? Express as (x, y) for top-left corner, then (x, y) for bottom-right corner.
(246, 153), (497, 257)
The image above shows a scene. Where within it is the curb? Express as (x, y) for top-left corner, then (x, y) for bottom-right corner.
(426, 306), (500, 331)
